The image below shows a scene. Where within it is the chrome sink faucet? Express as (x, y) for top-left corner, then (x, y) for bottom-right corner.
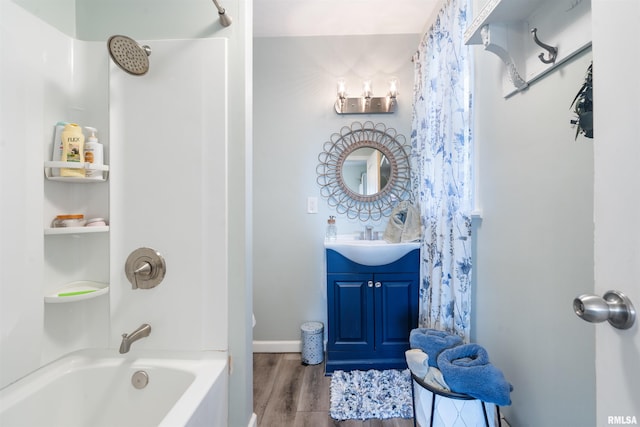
(119, 323), (151, 354)
(364, 225), (374, 240)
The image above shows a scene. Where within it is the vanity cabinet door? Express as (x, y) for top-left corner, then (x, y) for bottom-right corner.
(327, 273), (374, 353)
(325, 249), (420, 373)
(374, 273), (419, 354)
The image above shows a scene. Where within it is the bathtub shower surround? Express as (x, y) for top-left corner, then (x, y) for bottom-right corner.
(410, 0), (474, 339)
(109, 38), (228, 352)
(0, 349), (228, 427)
(1, 0), (243, 422)
(1, 8), (230, 423)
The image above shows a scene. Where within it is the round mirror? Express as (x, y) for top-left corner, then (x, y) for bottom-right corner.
(342, 147), (392, 196)
(317, 121), (411, 221)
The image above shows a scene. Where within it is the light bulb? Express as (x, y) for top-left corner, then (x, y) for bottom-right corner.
(337, 79), (347, 99)
(388, 78), (398, 98)
(362, 80), (372, 99)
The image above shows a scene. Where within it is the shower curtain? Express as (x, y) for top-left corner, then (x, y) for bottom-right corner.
(410, 0), (473, 340)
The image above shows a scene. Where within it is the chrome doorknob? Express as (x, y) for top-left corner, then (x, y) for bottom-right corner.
(573, 290), (636, 330)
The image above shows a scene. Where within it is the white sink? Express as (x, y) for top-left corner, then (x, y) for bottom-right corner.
(325, 238), (420, 266)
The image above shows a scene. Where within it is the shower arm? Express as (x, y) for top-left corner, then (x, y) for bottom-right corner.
(211, 0), (232, 27)
(211, 0), (225, 14)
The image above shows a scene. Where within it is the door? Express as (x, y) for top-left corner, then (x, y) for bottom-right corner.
(375, 273), (419, 353)
(327, 273), (374, 352)
(592, 1), (640, 424)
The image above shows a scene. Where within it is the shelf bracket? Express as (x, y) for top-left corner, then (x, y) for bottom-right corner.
(480, 24), (528, 92)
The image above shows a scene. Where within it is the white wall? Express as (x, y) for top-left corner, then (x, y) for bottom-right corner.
(472, 43), (595, 427)
(252, 34), (417, 347)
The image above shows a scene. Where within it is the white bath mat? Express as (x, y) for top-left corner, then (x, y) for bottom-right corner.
(329, 369), (413, 420)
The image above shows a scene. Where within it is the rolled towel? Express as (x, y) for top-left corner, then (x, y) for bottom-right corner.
(405, 349), (429, 378)
(383, 201), (422, 243)
(409, 328), (463, 367)
(424, 367), (450, 391)
(437, 343), (513, 406)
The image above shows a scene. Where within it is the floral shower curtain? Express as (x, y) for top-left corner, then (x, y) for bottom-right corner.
(410, 0), (473, 340)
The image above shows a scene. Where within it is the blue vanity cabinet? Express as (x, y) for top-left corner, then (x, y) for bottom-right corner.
(325, 249), (419, 373)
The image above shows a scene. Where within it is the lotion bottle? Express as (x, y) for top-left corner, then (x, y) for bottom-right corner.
(83, 126), (103, 180)
(60, 123), (85, 177)
(326, 216), (337, 241)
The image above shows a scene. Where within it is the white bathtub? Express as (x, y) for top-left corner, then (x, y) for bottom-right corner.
(0, 349), (228, 427)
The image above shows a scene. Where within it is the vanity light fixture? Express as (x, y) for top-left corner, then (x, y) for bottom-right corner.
(335, 78), (398, 115)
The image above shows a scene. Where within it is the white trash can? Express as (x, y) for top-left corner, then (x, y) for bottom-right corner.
(301, 321), (324, 365)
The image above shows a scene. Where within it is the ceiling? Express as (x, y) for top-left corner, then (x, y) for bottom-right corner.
(253, 0), (444, 38)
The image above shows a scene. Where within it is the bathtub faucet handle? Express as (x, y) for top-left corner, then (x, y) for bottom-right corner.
(125, 248), (166, 290)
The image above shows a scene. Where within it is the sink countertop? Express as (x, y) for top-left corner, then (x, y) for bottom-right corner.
(324, 236), (420, 266)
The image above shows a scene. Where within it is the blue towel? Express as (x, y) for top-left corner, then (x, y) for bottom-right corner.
(409, 328), (463, 367)
(437, 343), (513, 406)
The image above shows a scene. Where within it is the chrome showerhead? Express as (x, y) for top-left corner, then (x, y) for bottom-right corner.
(211, 0), (232, 27)
(107, 35), (151, 76)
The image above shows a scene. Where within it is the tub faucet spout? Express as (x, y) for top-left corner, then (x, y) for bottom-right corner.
(119, 323), (151, 354)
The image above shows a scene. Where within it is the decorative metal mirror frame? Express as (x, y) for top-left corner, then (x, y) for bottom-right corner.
(317, 121), (411, 221)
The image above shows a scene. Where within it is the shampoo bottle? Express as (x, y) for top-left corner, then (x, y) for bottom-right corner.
(60, 123), (85, 177)
(83, 126), (103, 180)
(50, 121), (68, 177)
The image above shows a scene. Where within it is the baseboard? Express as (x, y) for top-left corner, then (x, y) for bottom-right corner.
(247, 412), (257, 427)
(252, 340), (301, 353)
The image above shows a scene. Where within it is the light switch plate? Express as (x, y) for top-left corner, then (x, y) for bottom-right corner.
(307, 197), (318, 214)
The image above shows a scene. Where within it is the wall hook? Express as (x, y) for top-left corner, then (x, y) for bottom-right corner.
(531, 28), (558, 64)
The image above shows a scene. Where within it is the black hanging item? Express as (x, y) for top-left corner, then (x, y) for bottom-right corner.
(570, 62), (593, 140)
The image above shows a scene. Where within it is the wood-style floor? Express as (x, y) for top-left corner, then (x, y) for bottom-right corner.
(253, 353), (414, 427)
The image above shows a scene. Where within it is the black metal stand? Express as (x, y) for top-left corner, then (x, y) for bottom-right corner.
(410, 372), (501, 427)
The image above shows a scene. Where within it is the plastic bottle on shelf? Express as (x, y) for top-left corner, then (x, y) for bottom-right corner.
(83, 126), (103, 180)
(50, 121), (68, 177)
(326, 216), (337, 241)
(60, 123), (85, 177)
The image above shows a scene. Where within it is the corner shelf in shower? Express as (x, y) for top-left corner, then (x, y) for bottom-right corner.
(44, 226), (109, 235)
(44, 280), (109, 303)
(44, 161), (109, 182)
